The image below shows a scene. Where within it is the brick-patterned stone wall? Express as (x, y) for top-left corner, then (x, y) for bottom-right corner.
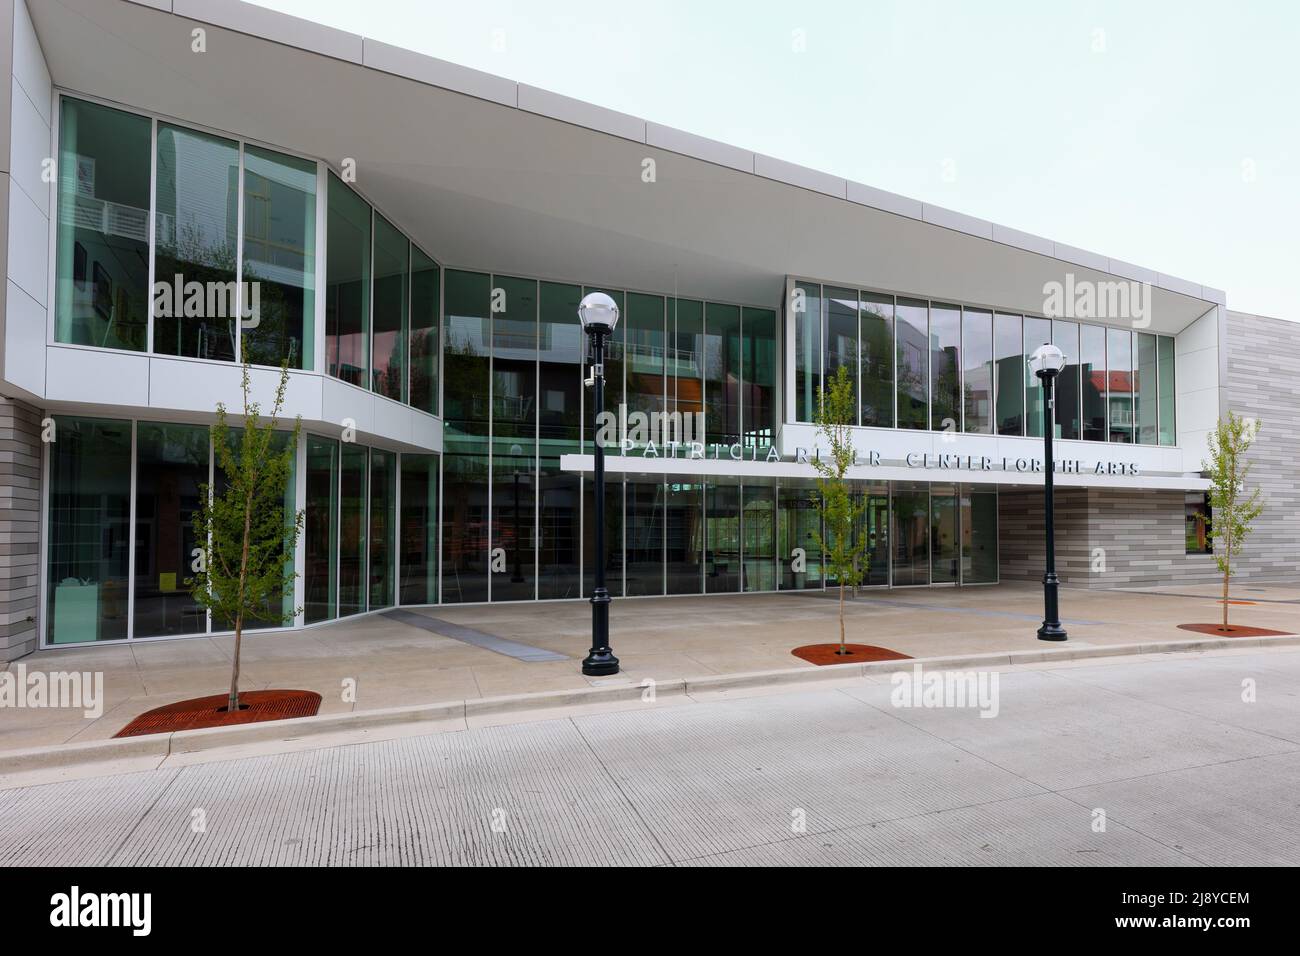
(999, 486), (1218, 588)
(0, 396), (41, 661)
(1225, 311), (1300, 581)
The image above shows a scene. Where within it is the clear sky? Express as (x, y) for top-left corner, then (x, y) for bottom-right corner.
(252, 0), (1298, 322)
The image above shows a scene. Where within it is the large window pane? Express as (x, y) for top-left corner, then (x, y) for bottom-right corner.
(325, 174), (370, 387)
(742, 308), (777, 447)
(338, 444), (368, 616)
(742, 484), (776, 591)
(368, 449), (396, 609)
(1107, 328), (1135, 443)
(134, 423), (208, 638)
(705, 302), (741, 444)
(1080, 324), (1107, 441)
(793, 282), (821, 422)
(1053, 320), (1081, 440)
(961, 487), (998, 583)
(46, 417), (132, 644)
(537, 281), (583, 600)
(626, 479), (664, 596)
(409, 248), (440, 415)
(864, 490), (889, 586)
(824, 287), (858, 423)
(859, 293), (894, 428)
(241, 146), (316, 369)
(491, 276), (538, 601)
(994, 313), (1024, 436)
(1024, 316), (1053, 438)
(962, 308), (993, 433)
(371, 215), (409, 401)
(896, 298), (929, 430)
(931, 304), (961, 432)
(399, 453), (439, 605)
(666, 481), (703, 594)
(154, 123), (239, 362)
(626, 293), (665, 421)
(304, 436), (338, 623)
(705, 482), (740, 593)
(1137, 332), (1158, 445)
(670, 299), (704, 427)
(780, 484), (822, 589)
(55, 98), (150, 351)
(443, 270), (491, 602)
(891, 483), (930, 586)
(930, 485), (959, 584)
(1158, 335), (1177, 446)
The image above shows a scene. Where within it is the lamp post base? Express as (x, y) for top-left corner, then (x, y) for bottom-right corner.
(1037, 622), (1069, 642)
(582, 589), (619, 676)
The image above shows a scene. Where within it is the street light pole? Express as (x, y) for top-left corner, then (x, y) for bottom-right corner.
(579, 293), (620, 676)
(1029, 343), (1068, 642)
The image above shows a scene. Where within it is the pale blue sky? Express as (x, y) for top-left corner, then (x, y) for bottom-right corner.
(253, 0), (1298, 321)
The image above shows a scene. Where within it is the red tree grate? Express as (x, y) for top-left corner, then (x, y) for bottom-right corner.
(792, 643), (913, 666)
(1177, 623), (1294, 638)
(115, 689), (322, 738)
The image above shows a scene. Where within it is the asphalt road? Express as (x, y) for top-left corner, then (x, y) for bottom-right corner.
(4, 648), (1300, 866)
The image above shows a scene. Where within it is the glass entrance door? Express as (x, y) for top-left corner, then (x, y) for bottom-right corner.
(890, 483), (930, 586)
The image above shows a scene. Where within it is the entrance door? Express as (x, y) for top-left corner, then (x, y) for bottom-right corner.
(891, 483), (930, 586)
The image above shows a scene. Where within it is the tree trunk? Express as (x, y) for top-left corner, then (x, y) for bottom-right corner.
(228, 488), (255, 712)
(1222, 552), (1230, 632)
(839, 582), (846, 655)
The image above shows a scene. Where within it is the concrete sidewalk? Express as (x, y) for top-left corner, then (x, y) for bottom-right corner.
(4, 645), (1299, 866)
(4, 581), (1297, 753)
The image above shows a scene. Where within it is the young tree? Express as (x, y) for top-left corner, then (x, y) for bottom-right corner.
(811, 364), (870, 655)
(190, 352), (303, 712)
(1204, 412), (1264, 631)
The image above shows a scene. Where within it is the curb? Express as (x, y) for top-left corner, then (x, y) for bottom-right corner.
(3, 633), (1298, 778)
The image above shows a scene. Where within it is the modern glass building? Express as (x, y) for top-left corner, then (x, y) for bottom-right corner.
(0, 0), (1293, 660)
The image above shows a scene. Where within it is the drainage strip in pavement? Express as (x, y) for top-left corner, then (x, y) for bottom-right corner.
(381, 609), (568, 662)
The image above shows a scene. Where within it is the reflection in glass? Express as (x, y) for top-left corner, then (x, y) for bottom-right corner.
(780, 485), (821, 589)
(896, 299), (929, 430)
(241, 146), (316, 369)
(537, 282), (583, 600)
(670, 299), (704, 424)
(891, 483), (930, 586)
(47, 417), (132, 643)
(864, 490), (890, 586)
(1107, 328), (1134, 443)
(994, 313), (1024, 436)
(1024, 316), (1053, 438)
(742, 485), (776, 591)
(930, 486), (959, 584)
(1080, 324), (1107, 441)
(961, 487), (998, 583)
(742, 308), (777, 447)
(55, 98), (151, 351)
(705, 303), (741, 444)
(962, 308), (993, 433)
(1053, 320), (1080, 440)
(1137, 332), (1158, 445)
(134, 423), (209, 638)
(369, 449), (396, 609)
(326, 174), (370, 387)
(338, 444), (368, 616)
(626, 479), (665, 596)
(400, 454), (439, 605)
(371, 215), (409, 401)
(824, 288), (858, 423)
(859, 293), (894, 428)
(626, 293), (665, 420)
(666, 481), (703, 594)
(154, 123), (239, 362)
(930, 304), (961, 432)
(706, 483), (740, 592)
(409, 248), (440, 415)
(794, 282), (821, 422)
(491, 276), (538, 601)
(1157, 335), (1177, 446)
(304, 436), (338, 623)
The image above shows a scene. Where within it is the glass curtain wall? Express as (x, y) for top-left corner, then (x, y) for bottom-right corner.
(537, 281), (583, 600)
(742, 308), (777, 447)
(1136, 332), (1158, 445)
(409, 248), (440, 415)
(741, 485), (776, 591)
(491, 276), (538, 601)
(930, 484), (959, 584)
(54, 99), (151, 351)
(994, 313), (1024, 435)
(705, 483), (741, 592)
(338, 443), (368, 616)
(705, 303), (741, 444)
(1024, 316), (1053, 438)
(368, 449), (396, 609)
(930, 304), (961, 432)
(1080, 324), (1107, 441)
(859, 293), (894, 428)
(133, 423), (208, 638)
(779, 485), (822, 589)
(241, 146), (316, 369)
(304, 436), (338, 623)
(1107, 328), (1135, 443)
(896, 299), (929, 429)
(442, 270), (491, 602)
(961, 488), (998, 584)
(1157, 336), (1176, 446)
(153, 124), (240, 362)
(626, 479), (665, 596)
(326, 172), (370, 387)
(666, 481), (703, 594)
(962, 308), (993, 433)
(824, 287), (858, 419)
(1053, 320), (1081, 440)
(399, 454), (440, 605)
(891, 482), (930, 586)
(371, 215), (409, 402)
(793, 282), (821, 423)
(671, 299), (704, 426)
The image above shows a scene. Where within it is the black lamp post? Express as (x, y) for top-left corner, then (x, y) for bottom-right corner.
(1029, 342), (1068, 642)
(578, 292), (620, 676)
